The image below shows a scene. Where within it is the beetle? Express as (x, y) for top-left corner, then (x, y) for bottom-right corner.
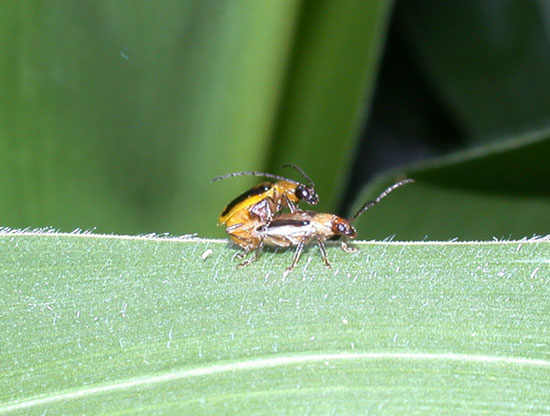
(237, 179), (414, 273)
(212, 164), (319, 251)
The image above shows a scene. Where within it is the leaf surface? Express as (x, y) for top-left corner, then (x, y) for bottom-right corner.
(1, 232), (549, 414)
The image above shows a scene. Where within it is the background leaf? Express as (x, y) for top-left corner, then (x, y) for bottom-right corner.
(2, 1), (550, 240)
(343, 0), (550, 236)
(1, 232), (549, 413)
(268, 0), (392, 210)
(397, 0), (550, 142)
(352, 129), (550, 241)
(0, 0), (389, 237)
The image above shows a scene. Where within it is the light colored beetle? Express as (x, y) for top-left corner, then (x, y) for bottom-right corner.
(238, 179), (414, 274)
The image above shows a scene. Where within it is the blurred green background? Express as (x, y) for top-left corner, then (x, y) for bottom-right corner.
(2, 0), (550, 240)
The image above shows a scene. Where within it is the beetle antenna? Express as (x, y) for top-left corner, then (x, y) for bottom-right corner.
(211, 171), (298, 184)
(350, 179), (414, 222)
(281, 163), (315, 189)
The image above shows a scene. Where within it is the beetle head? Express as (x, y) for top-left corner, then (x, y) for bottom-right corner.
(331, 217), (357, 239)
(294, 184), (319, 205)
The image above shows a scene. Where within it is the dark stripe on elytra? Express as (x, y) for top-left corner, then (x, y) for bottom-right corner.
(221, 182), (273, 216)
(268, 219), (310, 228)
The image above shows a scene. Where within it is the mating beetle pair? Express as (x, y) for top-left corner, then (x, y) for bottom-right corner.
(213, 165), (412, 274)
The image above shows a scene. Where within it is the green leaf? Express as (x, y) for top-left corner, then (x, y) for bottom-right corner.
(0, 1), (303, 236)
(2, 231), (550, 414)
(398, 0), (550, 142)
(0, 1), (391, 237)
(269, 0), (392, 211)
(352, 129), (550, 241)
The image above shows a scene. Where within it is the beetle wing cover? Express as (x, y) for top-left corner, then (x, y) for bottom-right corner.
(218, 182), (273, 225)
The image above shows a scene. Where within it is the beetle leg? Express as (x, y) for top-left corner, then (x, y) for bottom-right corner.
(236, 251), (248, 260)
(341, 238), (358, 253)
(232, 244), (251, 261)
(249, 198), (276, 221)
(227, 222), (261, 253)
(225, 222), (244, 234)
(284, 195), (298, 213)
(229, 233), (256, 253)
(286, 240), (305, 273)
(237, 240), (264, 268)
(316, 237), (332, 268)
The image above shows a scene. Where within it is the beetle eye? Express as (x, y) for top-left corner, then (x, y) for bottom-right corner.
(296, 185), (319, 205)
(295, 185), (308, 200)
(332, 218), (352, 235)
